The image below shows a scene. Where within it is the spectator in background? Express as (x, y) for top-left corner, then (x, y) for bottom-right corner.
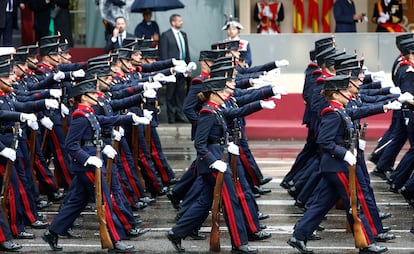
(222, 16), (252, 67)
(134, 8), (159, 41)
(253, 0), (284, 34)
(28, 0), (73, 46)
(0, 0), (14, 46)
(104, 16), (133, 53)
(159, 14), (190, 124)
(372, 0), (403, 32)
(333, 0), (365, 33)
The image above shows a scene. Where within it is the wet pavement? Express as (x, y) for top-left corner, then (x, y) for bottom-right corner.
(14, 139), (414, 253)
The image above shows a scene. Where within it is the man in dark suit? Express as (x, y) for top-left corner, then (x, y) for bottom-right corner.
(104, 16), (134, 53)
(0, 0), (14, 46)
(159, 14), (190, 124)
(333, 0), (365, 33)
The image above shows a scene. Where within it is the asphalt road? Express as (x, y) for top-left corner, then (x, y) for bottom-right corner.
(13, 140), (414, 253)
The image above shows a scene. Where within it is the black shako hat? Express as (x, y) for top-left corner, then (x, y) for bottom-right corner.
(202, 76), (227, 92)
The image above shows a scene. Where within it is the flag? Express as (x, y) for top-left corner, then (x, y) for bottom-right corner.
(308, 0), (319, 33)
(322, 0), (334, 33)
(293, 0), (305, 33)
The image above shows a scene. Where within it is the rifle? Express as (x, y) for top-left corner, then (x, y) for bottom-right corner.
(1, 122), (20, 219)
(94, 132), (113, 249)
(230, 120), (240, 186)
(348, 128), (368, 248)
(210, 170), (224, 252)
(105, 127), (120, 187)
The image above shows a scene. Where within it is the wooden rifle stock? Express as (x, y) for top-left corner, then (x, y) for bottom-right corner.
(230, 121), (240, 186)
(210, 171), (224, 252)
(105, 127), (120, 187)
(94, 137), (114, 249)
(349, 130), (368, 248)
(1, 123), (20, 219)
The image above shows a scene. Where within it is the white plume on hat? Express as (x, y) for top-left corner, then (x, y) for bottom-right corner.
(222, 15), (244, 30)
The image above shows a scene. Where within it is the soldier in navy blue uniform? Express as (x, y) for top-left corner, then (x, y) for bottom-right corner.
(167, 76), (271, 253)
(42, 78), (145, 252)
(0, 110), (26, 251)
(0, 59), (53, 239)
(287, 75), (388, 254)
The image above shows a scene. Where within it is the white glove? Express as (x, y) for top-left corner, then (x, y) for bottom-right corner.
(102, 145), (117, 159)
(172, 58), (187, 67)
(112, 129), (122, 141)
(389, 87), (401, 95)
(45, 99), (59, 110)
(263, 5), (272, 18)
(144, 81), (162, 90)
(267, 68), (281, 77)
(61, 104), (69, 117)
(20, 113), (37, 122)
(84, 156), (103, 168)
(381, 12), (390, 20)
(273, 93), (282, 100)
(143, 109), (153, 121)
(358, 139), (366, 151)
(0, 147), (16, 161)
(27, 120), (39, 130)
(128, 112), (150, 125)
(381, 81), (394, 88)
(174, 65), (187, 74)
(344, 151), (356, 166)
(210, 160), (227, 173)
(53, 71), (65, 82)
(251, 78), (265, 87)
(272, 86), (288, 96)
(398, 92), (414, 103)
(143, 89), (157, 98)
(118, 126), (125, 137)
(377, 16), (387, 23)
(385, 100), (402, 110)
(227, 142), (239, 155)
(40, 117), (54, 130)
(275, 59), (289, 68)
(49, 88), (62, 98)
(371, 71), (385, 82)
(152, 73), (176, 83)
(186, 62), (197, 72)
(260, 100), (276, 109)
(72, 69), (85, 78)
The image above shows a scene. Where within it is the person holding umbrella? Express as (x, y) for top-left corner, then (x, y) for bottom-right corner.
(134, 8), (160, 41)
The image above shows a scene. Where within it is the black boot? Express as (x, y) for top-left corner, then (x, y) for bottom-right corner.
(42, 230), (62, 251)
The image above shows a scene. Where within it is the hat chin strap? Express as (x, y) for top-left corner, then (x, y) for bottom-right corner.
(349, 80), (360, 91)
(213, 91), (226, 104)
(85, 93), (99, 105)
(338, 91), (351, 102)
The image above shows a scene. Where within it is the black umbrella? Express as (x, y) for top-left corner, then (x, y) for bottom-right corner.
(131, 0), (185, 13)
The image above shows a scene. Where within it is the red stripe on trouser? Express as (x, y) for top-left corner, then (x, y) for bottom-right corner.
(0, 221), (6, 242)
(85, 171), (120, 242)
(222, 182), (242, 247)
(239, 146), (259, 186)
(150, 139), (169, 183)
(17, 175), (36, 223)
(111, 195), (132, 231)
(356, 181), (378, 235)
(120, 149), (142, 198)
(35, 158), (58, 190)
(118, 173), (135, 206)
(50, 130), (72, 185)
(236, 181), (258, 232)
(9, 185), (18, 235)
(138, 148), (161, 192)
(336, 172), (371, 245)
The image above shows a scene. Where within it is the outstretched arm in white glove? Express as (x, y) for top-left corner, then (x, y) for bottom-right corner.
(384, 100), (402, 111)
(45, 99), (59, 110)
(40, 117), (54, 130)
(20, 113), (37, 122)
(260, 100), (276, 109)
(275, 59), (289, 68)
